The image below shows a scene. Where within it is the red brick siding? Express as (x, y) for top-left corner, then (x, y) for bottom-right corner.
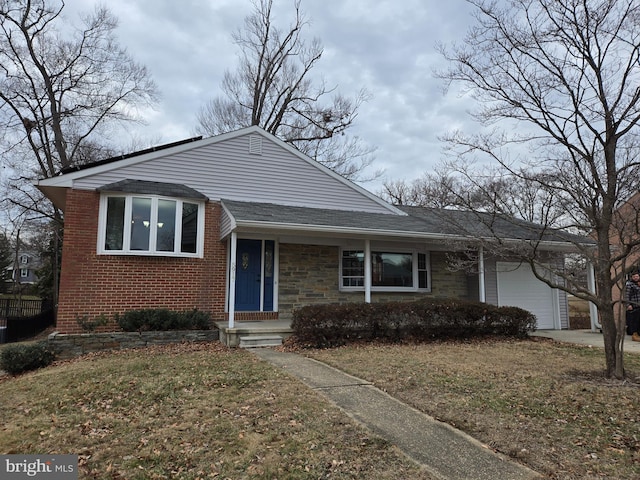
(57, 190), (228, 333)
(225, 312), (280, 321)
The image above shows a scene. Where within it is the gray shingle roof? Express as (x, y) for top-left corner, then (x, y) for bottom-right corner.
(97, 179), (208, 200)
(223, 198), (431, 232)
(398, 206), (591, 244)
(222, 199), (593, 245)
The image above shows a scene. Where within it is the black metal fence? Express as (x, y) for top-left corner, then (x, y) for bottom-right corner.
(0, 299), (55, 343)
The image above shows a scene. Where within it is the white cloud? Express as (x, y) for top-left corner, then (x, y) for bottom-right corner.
(63, 0), (480, 187)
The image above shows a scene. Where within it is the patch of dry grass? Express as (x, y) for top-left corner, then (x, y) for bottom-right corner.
(0, 342), (434, 479)
(302, 337), (640, 479)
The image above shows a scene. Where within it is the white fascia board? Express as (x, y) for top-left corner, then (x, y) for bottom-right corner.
(36, 174), (74, 188)
(234, 219), (474, 242)
(219, 202), (238, 240)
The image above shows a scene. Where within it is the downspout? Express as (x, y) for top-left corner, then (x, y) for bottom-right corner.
(364, 239), (371, 303)
(228, 232), (237, 329)
(587, 262), (600, 331)
(478, 246), (486, 303)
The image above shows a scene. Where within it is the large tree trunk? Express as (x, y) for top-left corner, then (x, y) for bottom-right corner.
(599, 306), (623, 378)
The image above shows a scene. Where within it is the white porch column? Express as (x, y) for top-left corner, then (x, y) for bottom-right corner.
(273, 240), (279, 312)
(228, 232), (237, 329)
(364, 239), (371, 303)
(478, 246), (486, 303)
(587, 261), (599, 331)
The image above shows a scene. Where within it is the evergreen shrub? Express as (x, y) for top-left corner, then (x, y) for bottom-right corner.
(291, 298), (536, 347)
(116, 308), (211, 332)
(0, 341), (55, 375)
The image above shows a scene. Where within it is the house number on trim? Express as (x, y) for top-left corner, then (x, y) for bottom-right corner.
(242, 252), (249, 270)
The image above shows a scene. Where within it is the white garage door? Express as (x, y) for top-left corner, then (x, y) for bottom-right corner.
(496, 262), (558, 329)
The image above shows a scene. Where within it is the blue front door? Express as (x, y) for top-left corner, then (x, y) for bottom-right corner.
(235, 240), (262, 311)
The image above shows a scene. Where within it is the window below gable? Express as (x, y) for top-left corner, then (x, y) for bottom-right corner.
(98, 194), (205, 257)
(340, 249), (431, 292)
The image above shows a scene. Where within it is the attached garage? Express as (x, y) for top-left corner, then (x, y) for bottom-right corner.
(496, 262), (561, 330)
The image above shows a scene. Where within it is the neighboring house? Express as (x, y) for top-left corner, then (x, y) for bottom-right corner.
(609, 190), (640, 329)
(6, 250), (41, 287)
(37, 126), (583, 335)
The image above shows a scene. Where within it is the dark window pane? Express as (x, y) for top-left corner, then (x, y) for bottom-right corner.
(264, 241), (274, 278)
(372, 252), (413, 287)
(181, 202), (198, 253)
(105, 197), (125, 250)
(343, 277), (364, 287)
(418, 253), (429, 289)
(342, 250), (364, 286)
(419, 270), (428, 289)
(157, 199), (176, 251)
(130, 197), (151, 250)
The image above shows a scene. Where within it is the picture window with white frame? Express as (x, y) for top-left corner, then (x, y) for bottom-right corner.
(340, 249), (430, 291)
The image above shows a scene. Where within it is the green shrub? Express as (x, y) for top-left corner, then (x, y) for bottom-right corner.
(176, 309), (211, 330)
(291, 299), (537, 347)
(0, 341), (55, 375)
(116, 308), (211, 332)
(76, 313), (109, 332)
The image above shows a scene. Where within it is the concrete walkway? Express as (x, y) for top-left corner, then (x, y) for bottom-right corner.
(531, 329), (640, 353)
(251, 348), (541, 480)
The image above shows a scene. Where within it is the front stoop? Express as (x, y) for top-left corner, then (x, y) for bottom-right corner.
(239, 335), (283, 348)
(215, 320), (293, 347)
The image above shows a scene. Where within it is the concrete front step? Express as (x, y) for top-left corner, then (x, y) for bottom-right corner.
(239, 335), (283, 348)
(214, 320), (292, 347)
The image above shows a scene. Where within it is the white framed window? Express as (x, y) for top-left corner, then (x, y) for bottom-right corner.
(98, 194), (205, 257)
(20, 254), (28, 264)
(20, 268), (29, 278)
(340, 249), (431, 292)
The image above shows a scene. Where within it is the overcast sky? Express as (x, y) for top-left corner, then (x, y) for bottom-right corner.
(63, 0), (480, 192)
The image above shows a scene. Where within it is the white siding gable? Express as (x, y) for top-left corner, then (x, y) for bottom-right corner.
(70, 127), (397, 215)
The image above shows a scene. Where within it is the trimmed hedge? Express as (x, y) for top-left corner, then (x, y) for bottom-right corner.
(116, 308), (211, 332)
(291, 298), (536, 347)
(0, 341), (55, 375)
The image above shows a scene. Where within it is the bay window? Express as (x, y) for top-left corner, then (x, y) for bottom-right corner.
(341, 249), (430, 291)
(99, 195), (204, 257)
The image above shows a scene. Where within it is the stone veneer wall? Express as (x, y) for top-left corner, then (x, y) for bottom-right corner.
(48, 330), (220, 360)
(277, 244), (470, 319)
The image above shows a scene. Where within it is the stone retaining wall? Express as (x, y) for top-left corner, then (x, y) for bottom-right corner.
(48, 330), (220, 359)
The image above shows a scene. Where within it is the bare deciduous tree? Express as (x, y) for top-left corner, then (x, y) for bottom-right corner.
(0, 0), (158, 304)
(196, 0), (376, 181)
(436, 0), (640, 378)
(384, 164), (564, 224)
(0, 0), (158, 199)
(380, 172), (463, 208)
